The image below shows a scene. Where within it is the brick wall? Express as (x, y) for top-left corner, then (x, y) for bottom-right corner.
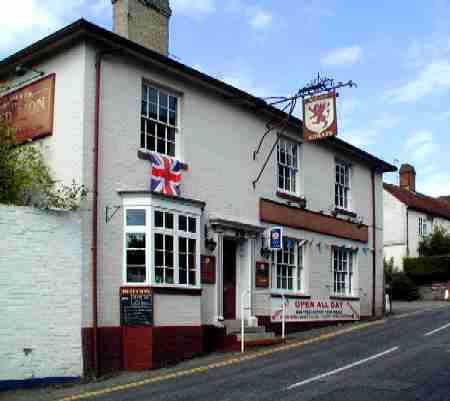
(0, 206), (83, 385)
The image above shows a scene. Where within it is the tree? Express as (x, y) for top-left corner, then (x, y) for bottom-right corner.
(418, 225), (450, 257)
(0, 121), (86, 210)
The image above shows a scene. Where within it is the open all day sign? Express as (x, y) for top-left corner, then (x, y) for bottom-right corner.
(271, 298), (360, 322)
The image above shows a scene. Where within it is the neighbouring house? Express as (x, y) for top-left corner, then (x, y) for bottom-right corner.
(384, 164), (450, 270)
(0, 0), (396, 388)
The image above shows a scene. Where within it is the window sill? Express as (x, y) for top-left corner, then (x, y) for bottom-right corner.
(329, 295), (360, 301)
(151, 286), (202, 296)
(276, 191), (307, 207)
(271, 292), (311, 299)
(137, 149), (189, 171)
(334, 208), (357, 218)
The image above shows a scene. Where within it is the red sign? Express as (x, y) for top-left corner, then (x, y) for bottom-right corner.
(201, 255), (216, 284)
(255, 261), (270, 288)
(0, 74), (55, 143)
(303, 90), (337, 142)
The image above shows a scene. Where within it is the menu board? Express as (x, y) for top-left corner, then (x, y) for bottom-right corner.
(120, 287), (153, 326)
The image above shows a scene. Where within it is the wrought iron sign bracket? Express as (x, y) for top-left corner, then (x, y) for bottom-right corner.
(251, 73), (357, 190)
(105, 205), (122, 223)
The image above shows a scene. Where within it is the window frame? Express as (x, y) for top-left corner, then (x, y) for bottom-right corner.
(277, 138), (299, 196)
(331, 247), (357, 297)
(122, 198), (201, 289)
(335, 160), (352, 211)
(270, 238), (306, 295)
(140, 81), (181, 159)
(418, 217), (428, 238)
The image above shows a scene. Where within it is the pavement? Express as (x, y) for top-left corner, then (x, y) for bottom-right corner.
(2, 301), (450, 401)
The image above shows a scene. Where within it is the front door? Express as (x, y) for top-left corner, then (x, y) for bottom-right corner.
(223, 239), (237, 319)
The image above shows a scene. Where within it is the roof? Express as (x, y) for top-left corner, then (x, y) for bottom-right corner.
(384, 183), (450, 220)
(0, 19), (396, 173)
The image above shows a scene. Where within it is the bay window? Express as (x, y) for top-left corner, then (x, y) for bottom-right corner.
(123, 199), (201, 288)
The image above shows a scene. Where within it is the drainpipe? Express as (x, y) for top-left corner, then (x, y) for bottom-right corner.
(371, 169), (377, 317)
(91, 53), (102, 377)
(406, 208), (409, 257)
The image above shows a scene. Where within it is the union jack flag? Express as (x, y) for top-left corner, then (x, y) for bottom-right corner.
(148, 152), (182, 196)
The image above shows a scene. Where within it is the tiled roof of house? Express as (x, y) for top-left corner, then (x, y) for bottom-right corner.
(384, 183), (450, 220)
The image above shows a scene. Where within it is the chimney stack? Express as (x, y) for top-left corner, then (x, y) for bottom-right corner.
(112, 0), (172, 55)
(399, 164), (416, 192)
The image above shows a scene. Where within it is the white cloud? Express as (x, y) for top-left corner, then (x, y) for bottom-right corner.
(340, 128), (378, 149)
(322, 46), (362, 66)
(390, 60), (450, 103)
(0, 0), (111, 54)
(248, 9), (273, 30)
(171, 0), (215, 19)
(418, 172), (450, 197)
(406, 129), (438, 164)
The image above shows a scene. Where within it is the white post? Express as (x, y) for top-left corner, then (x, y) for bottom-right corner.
(282, 294), (286, 340)
(241, 289), (250, 353)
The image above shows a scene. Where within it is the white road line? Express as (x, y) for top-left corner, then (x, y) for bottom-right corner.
(286, 347), (399, 390)
(424, 322), (450, 337)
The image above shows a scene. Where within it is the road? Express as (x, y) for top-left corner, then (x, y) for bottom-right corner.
(75, 306), (450, 401)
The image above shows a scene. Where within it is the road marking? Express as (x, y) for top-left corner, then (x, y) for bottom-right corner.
(56, 319), (386, 401)
(424, 322), (450, 337)
(286, 346), (399, 390)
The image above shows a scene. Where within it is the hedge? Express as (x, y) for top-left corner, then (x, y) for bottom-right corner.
(403, 255), (450, 284)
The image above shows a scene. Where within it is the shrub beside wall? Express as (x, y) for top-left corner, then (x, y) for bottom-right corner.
(403, 255), (450, 284)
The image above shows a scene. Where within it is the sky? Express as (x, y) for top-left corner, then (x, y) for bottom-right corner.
(1, 0), (450, 196)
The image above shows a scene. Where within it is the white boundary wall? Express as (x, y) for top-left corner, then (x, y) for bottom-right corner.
(0, 206), (83, 384)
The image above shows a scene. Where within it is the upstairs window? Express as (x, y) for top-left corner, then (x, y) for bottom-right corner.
(141, 83), (178, 157)
(277, 138), (298, 194)
(418, 217), (428, 238)
(335, 161), (351, 210)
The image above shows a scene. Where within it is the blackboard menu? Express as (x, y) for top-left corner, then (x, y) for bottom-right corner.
(120, 287), (153, 326)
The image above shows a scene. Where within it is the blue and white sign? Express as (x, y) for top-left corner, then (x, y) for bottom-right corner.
(269, 227), (283, 250)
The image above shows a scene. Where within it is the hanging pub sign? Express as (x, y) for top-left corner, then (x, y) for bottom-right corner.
(148, 152), (182, 197)
(303, 90), (337, 142)
(0, 74), (55, 143)
(120, 287), (153, 326)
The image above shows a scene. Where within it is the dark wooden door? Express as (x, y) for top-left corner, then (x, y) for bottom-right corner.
(223, 239), (236, 320)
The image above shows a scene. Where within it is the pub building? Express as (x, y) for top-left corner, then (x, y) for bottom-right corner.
(0, 0), (396, 383)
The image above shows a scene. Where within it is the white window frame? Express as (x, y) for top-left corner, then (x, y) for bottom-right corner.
(140, 81), (180, 159)
(331, 247), (357, 297)
(122, 196), (201, 289)
(419, 217), (428, 238)
(335, 160), (352, 211)
(271, 238), (305, 294)
(277, 138), (299, 195)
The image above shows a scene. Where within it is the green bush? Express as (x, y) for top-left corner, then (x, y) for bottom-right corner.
(418, 226), (450, 256)
(403, 255), (450, 284)
(390, 272), (420, 301)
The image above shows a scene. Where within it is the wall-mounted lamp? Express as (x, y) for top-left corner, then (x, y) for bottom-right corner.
(260, 247), (272, 259)
(204, 225), (217, 253)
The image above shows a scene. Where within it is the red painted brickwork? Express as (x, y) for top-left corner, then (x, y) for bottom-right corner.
(123, 327), (152, 371)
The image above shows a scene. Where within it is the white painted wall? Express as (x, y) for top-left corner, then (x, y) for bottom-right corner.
(0, 206), (83, 383)
(91, 50), (385, 324)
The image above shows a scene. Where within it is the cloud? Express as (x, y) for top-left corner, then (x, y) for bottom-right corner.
(0, 0), (111, 54)
(322, 46), (362, 66)
(248, 9), (273, 30)
(171, 0), (215, 19)
(389, 60), (450, 103)
(418, 172), (450, 197)
(339, 128), (378, 149)
(406, 129), (438, 164)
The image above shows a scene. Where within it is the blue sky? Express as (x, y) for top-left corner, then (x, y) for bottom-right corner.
(2, 0), (450, 196)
